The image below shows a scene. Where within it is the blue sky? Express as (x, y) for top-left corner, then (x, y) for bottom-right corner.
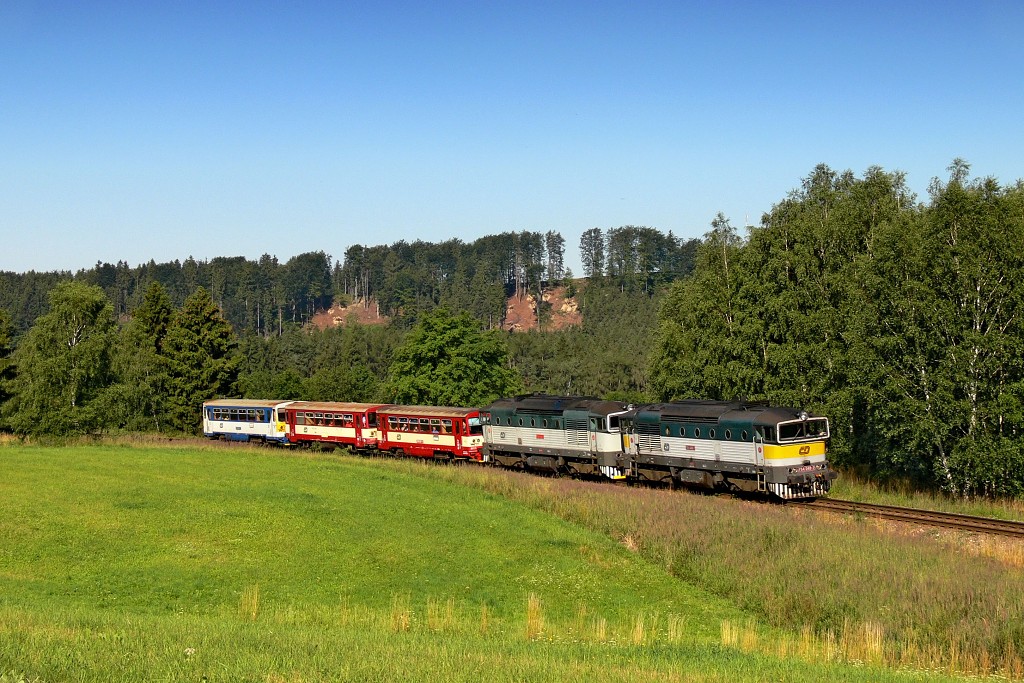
(2, 1), (1022, 274)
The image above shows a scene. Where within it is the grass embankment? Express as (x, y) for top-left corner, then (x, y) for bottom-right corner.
(0, 443), (956, 682)
(832, 472), (1024, 522)
(413, 461), (1024, 679)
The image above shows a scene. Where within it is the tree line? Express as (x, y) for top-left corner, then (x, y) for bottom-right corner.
(580, 225), (699, 290)
(0, 232), (567, 336)
(0, 253), (335, 337)
(0, 281), (524, 436)
(650, 160), (1024, 497)
(1, 228), (699, 338)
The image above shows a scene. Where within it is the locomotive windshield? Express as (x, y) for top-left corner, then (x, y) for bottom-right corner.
(468, 417), (483, 435)
(778, 417), (830, 442)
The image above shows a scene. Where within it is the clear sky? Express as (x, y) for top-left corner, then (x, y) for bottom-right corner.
(2, 1), (1022, 275)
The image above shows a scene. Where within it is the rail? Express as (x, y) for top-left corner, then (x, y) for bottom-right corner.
(793, 498), (1024, 539)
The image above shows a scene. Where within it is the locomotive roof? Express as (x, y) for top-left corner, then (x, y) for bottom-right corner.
(747, 405), (819, 425)
(283, 401), (386, 413)
(633, 401), (818, 425)
(378, 405), (478, 418)
(637, 401), (756, 420)
(486, 394), (629, 416)
(203, 398), (290, 409)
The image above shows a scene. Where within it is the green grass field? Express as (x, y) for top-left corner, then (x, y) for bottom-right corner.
(0, 443), (977, 681)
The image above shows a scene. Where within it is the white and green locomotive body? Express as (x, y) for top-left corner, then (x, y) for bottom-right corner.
(481, 394), (630, 478)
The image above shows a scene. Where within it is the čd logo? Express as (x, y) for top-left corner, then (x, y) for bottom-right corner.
(799, 445), (811, 455)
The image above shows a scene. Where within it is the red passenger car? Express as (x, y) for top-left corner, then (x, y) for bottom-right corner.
(280, 401), (386, 450)
(375, 405), (484, 461)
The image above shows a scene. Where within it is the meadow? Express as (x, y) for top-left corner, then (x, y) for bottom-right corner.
(0, 442), (1005, 682)
(416, 460), (1024, 679)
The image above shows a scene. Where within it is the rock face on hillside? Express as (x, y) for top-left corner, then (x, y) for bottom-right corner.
(310, 300), (390, 329)
(503, 286), (581, 332)
(309, 285), (582, 332)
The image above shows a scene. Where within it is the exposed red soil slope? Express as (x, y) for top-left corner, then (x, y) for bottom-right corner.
(310, 299), (390, 330)
(309, 285), (581, 332)
(503, 285), (581, 332)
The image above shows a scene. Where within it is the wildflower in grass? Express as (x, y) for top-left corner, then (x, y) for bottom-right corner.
(185, 647), (196, 659)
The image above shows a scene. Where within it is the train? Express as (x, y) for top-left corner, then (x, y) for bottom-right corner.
(202, 394), (835, 500)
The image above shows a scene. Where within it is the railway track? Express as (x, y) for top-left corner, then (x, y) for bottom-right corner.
(793, 498), (1024, 538)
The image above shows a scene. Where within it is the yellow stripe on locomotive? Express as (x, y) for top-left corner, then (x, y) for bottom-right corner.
(762, 440), (827, 462)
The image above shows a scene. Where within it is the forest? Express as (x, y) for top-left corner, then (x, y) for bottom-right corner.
(1, 160), (1021, 499)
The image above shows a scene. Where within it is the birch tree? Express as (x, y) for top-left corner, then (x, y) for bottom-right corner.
(2, 282), (116, 434)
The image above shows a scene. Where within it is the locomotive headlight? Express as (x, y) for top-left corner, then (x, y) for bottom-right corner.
(799, 411), (808, 421)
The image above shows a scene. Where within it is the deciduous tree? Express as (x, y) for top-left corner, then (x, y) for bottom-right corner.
(650, 214), (750, 402)
(103, 282), (176, 432)
(2, 282), (116, 434)
(381, 308), (521, 406)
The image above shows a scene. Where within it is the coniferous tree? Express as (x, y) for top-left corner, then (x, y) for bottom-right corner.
(134, 281), (174, 351)
(580, 228), (605, 279)
(163, 287), (240, 432)
(104, 282), (176, 431)
(545, 230), (565, 283)
(0, 309), (15, 418)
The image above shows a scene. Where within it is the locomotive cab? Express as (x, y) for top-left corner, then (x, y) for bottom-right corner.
(753, 411), (835, 498)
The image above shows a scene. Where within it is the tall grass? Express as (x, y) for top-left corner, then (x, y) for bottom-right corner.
(410, 459), (1024, 678)
(526, 593), (545, 640)
(0, 594), (936, 682)
(239, 583), (261, 621)
(834, 470), (1024, 521)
